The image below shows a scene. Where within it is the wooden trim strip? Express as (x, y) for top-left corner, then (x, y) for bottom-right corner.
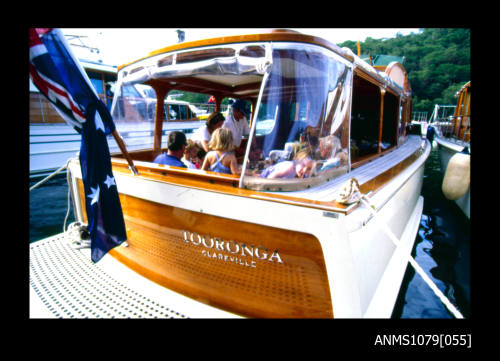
(109, 139), (426, 214)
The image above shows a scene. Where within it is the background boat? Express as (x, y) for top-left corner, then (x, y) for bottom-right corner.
(429, 81), (470, 219)
(29, 34), (218, 178)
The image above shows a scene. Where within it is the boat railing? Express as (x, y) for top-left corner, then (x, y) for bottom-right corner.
(411, 111), (428, 123)
(433, 114), (470, 144)
(429, 104), (471, 143)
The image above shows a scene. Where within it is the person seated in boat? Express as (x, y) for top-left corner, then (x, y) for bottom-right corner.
(260, 148), (316, 179)
(317, 135), (340, 159)
(202, 127), (240, 175)
(153, 130), (188, 168)
(222, 99), (250, 155)
(315, 134), (347, 171)
(182, 139), (203, 169)
(191, 111), (225, 153)
(195, 147), (207, 169)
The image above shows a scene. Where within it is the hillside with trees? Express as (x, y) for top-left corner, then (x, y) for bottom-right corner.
(337, 28), (470, 113)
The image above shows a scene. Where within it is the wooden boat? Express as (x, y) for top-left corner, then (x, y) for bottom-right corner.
(430, 81), (470, 219)
(66, 29), (430, 318)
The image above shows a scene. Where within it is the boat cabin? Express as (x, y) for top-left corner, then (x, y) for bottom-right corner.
(110, 30), (412, 195)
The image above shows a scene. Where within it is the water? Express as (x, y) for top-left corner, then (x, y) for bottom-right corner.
(29, 173), (75, 243)
(392, 146), (470, 318)
(29, 147), (470, 318)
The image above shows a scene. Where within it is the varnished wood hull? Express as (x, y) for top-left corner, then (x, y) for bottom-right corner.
(67, 137), (430, 318)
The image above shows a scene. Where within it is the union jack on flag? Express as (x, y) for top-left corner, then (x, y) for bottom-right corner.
(29, 28), (127, 262)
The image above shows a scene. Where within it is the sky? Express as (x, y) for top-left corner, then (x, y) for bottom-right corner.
(61, 28), (422, 67)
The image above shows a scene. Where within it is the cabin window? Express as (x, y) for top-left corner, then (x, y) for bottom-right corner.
(398, 98), (410, 144)
(108, 83), (156, 154)
(167, 103), (190, 120)
(111, 83), (152, 122)
(88, 71), (104, 94)
(163, 91), (209, 121)
(350, 74), (381, 160)
(242, 43), (352, 192)
(381, 91), (399, 149)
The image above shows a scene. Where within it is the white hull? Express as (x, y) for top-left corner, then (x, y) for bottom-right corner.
(29, 122), (205, 177)
(67, 138), (429, 318)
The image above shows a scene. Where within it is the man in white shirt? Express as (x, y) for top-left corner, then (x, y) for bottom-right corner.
(223, 99), (250, 148)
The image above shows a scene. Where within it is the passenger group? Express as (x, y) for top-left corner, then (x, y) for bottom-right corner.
(154, 99), (339, 179)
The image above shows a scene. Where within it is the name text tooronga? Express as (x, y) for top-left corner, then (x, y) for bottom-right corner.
(182, 230), (283, 267)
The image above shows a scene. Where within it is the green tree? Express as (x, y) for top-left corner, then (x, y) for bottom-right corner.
(337, 28), (470, 113)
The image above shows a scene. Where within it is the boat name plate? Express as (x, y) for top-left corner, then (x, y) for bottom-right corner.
(182, 230), (283, 268)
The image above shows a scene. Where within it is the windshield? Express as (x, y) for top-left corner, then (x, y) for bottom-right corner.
(242, 43), (352, 192)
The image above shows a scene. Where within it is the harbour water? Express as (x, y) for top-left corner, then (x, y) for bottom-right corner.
(29, 146), (470, 318)
(392, 145), (470, 318)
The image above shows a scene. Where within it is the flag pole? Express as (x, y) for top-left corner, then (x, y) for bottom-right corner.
(112, 129), (139, 175)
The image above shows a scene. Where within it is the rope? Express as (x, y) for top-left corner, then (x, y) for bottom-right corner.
(29, 162), (68, 192)
(66, 221), (91, 249)
(358, 195), (464, 319)
(336, 177), (464, 319)
(30, 157), (89, 250)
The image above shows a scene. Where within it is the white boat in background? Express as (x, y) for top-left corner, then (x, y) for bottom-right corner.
(429, 81), (470, 219)
(29, 120), (205, 178)
(29, 36), (209, 178)
(60, 29), (432, 318)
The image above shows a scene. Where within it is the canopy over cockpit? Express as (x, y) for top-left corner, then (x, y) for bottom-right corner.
(110, 30), (409, 192)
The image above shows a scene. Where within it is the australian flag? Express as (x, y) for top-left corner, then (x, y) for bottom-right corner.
(29, 28), (127, 262)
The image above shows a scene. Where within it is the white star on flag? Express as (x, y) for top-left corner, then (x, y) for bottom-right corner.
(94, 111), (105, 132)
(104, 174), (116, 188)
(88, 185), (100, 206)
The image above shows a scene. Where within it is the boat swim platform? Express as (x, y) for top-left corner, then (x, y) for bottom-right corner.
(29, 232), (240, 319)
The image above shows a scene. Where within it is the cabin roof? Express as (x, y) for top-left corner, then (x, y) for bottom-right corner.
(117, 30), (354, 72)
(116, 29), (411, 99)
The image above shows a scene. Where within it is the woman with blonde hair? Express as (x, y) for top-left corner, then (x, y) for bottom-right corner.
(191, 112), (225, 152)
(202, 127), (240, 175)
